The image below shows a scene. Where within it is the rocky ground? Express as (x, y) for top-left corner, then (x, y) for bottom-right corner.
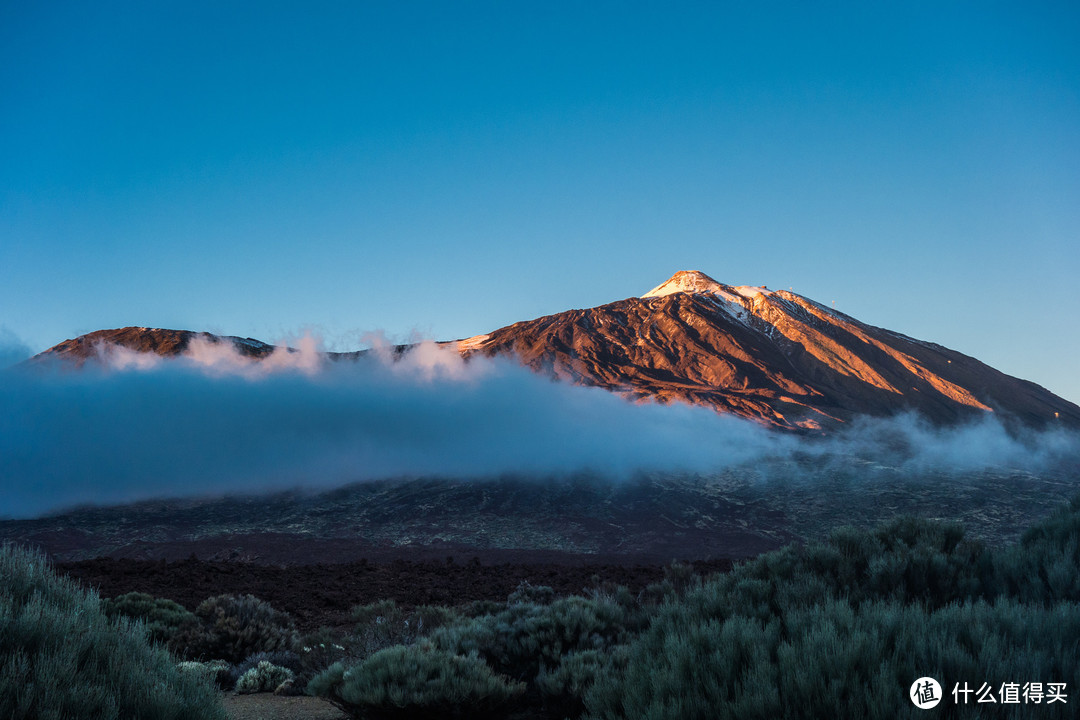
(57, 553), (731, 631)
(7, 463), (1078, 568)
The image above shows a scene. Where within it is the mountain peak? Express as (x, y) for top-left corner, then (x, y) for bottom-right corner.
(642, 270), (772, 301)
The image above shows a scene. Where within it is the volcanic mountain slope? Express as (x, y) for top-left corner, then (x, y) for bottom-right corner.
(36, 327), (278, 365)
(458, 271), (1080, 431)
(31, 326), (386, 365)
(32, 271), (1080, 431)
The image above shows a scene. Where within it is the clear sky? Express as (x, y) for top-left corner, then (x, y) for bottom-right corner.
(2, 1), (1078, 403)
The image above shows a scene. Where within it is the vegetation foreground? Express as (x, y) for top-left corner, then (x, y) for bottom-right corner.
(5, 497), (1080, 719)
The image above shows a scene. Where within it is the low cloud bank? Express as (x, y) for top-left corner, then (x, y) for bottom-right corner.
(1, 336), (1076, 518)
(0, 326), (31, 370)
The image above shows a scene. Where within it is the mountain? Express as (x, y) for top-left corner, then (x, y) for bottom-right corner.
(458, 271), (1079, 431)
(35, 327), (278, 365)
(32, 271), (1080, 432)
(31, 326), (379, 365)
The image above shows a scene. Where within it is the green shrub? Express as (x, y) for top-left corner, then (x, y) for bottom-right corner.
(413, 603), (466, 630)
(994, 496), (1080, 603)
(580, 507), (1080, 719)
(307, 641), (525, 719)
(169, 593), (297, 663)
(537, 648), (623, 719)
(348, 599), (465, 662)
(759, 517), (990, 608)
(460, 599), (505, 617)
(351, 599), (402, 628)
(296, 627), (355, 685)
(350, 599), (426, 659)
(432, 595), (629, 682)
(507, 581), (556, 605)
(235, 660), (295, 694)
(228, 649), (302, 689)
(176, 659), (232, 689)
(102, 591), (199, 644)
(0, 543), (225, 720)
(584, 568), (1080, 719)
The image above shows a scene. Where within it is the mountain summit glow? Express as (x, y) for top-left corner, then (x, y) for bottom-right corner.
(642, 270), (773, 301)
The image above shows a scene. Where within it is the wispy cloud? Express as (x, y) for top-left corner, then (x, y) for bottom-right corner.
(0, 327), (31, 370)
(1, 336), (1076, 518)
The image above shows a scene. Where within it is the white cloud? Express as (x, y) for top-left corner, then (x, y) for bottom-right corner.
(1, 335), (1076, 518)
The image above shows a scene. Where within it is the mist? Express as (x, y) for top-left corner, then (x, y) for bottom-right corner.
(0, 326), (31, 370)
(1, 336), (1076, 519)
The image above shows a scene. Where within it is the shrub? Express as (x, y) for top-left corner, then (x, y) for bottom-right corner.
(507, 581), (556, 605)
(994, 496), (1080, 603)
(176, 659), (233, 689)
(351, 599), (402, 628)
(307, 642), (525, 719)
(0, 543), (225, 720)
(460, 599), (505, 617)
(348, 600), (464, 662)
(296, 627), (355, 686)
(662, 516), (991, 630)
(537, 648), (623, 719)
(102, 591), (199, 644)
(413, 603), (465, 631)
(235, 660), (295, 695)
(581, 518), (1080, 720)
(169, 593), (297, 662)
(431, 595), (629, 682)
(227, 649), (302, 690)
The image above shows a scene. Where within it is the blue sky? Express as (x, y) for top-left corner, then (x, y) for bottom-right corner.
(2, 1), (1078, 403)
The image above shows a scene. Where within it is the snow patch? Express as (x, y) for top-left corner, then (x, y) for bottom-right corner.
(456, 334), (490, 351)
(642, 270), (772, 305)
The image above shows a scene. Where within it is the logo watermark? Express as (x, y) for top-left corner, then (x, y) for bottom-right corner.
(911, 677), (942, 709)
(911, 678), (1067, 708)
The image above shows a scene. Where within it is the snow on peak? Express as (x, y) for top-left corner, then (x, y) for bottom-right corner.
(456, 334), (491, 351)
(642, 270), (772, 301)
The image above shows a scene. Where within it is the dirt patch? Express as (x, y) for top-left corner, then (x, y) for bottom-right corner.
(223, 693), (347, 720)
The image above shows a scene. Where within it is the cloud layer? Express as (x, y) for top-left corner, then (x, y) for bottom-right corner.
(1, 336), (1076, 518)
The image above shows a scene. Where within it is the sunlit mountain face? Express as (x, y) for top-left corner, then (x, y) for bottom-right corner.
(458, 271), (1079, 431)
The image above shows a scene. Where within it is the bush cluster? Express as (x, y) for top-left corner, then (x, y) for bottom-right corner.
(227, 649), (303, 690)
(0, 543), (225, 720)
(101, 591), (199, 644)
(348, 599), (462, 661)
(235, 660), (295, 695)
(22, 493), (1080, 719)
(582, 509), (1080, 720)
(431, 594), (629, 683)
(308, 641), (525, 719)
(169, 593), (298, 663)
(993, 495), (1080, 603)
